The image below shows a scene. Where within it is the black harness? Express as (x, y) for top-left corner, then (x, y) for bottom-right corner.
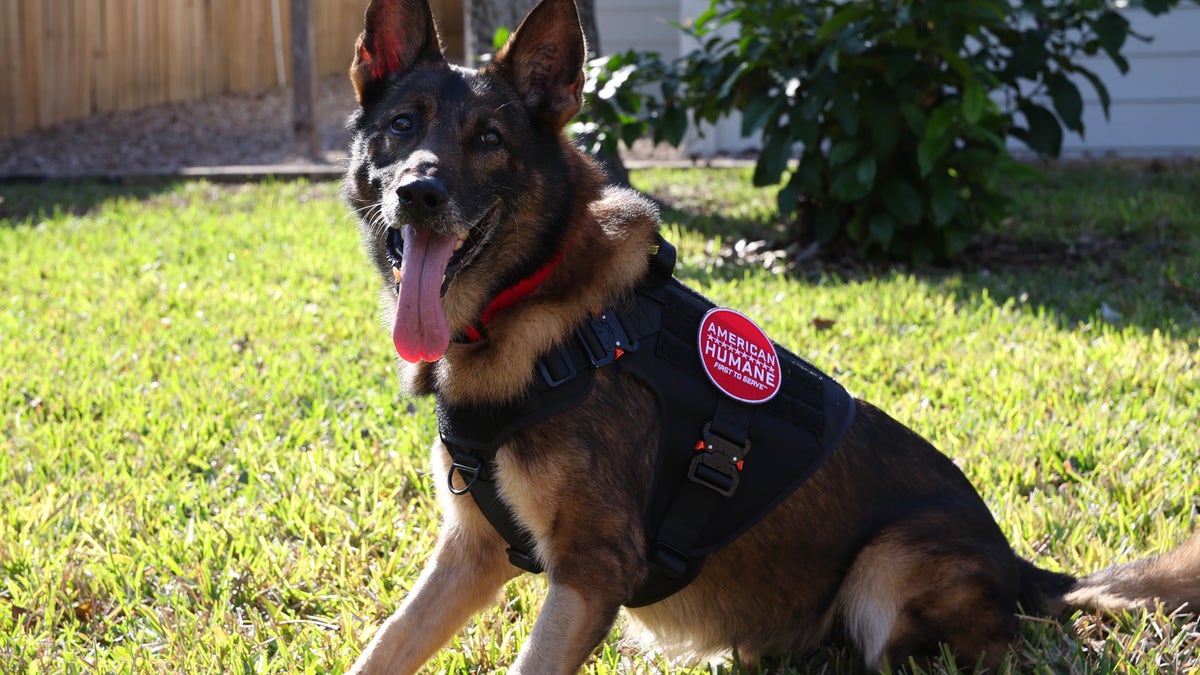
(436, 237), (855, 607)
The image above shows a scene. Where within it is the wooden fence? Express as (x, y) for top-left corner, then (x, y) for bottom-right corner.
(0, 0), (463, 140)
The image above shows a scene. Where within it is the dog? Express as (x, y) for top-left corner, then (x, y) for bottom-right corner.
(340, 0), (1200, 671)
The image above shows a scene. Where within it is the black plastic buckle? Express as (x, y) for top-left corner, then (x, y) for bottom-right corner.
(447, 454), (482, 495)
(575, 311), (635, 368)
(648, 542), (690, 578)
(537, 344), (578, 387)
(506, 548), (544, 573)
(687, 422), (750, 497)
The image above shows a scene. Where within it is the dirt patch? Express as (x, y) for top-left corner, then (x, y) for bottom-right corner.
(0, 77), (359, 178)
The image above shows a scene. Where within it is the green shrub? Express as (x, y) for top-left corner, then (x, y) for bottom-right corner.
(571, 50), (686, 161)
(594, 0), (1188, 263)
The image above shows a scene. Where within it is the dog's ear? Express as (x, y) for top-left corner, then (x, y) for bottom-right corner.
(488, 0), (587, 130)
(350, 0), (444, 105)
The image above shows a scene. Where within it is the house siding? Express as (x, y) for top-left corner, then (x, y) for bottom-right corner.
(1057, 5), (1200, 157)
(596, 0), (680, 60)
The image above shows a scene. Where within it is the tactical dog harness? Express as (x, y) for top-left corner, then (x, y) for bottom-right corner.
(437, 237), (855, 607)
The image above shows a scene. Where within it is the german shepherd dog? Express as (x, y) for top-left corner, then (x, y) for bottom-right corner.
(341, 0), (1200, 671)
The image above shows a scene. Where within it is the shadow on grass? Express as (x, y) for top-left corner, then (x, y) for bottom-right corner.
(0, 179), (181, 225)
(654, 163), (1200, 339)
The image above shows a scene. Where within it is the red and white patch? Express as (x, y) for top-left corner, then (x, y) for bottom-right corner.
(697, 308), (782, 404)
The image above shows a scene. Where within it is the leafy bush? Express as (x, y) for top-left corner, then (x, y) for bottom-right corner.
(592, 0), (1188, 262)
(571, 50), (686, 161)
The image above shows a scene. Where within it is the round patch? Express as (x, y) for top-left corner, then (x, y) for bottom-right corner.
(697, 307), (782, 404)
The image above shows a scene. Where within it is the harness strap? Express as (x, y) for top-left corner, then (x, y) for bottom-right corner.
(434, 236), (855, 609)
(438, 320), (604, 573)
(436, 241), (668, 585)
(446, 445), (544, 572)
(633, 398), (753, 604)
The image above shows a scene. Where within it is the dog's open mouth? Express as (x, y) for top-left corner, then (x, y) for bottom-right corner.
(384, 205), (497, 363)
(386, 219), (491, 294)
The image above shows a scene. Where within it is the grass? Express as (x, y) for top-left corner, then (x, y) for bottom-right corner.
(1, 165), (1198, 674)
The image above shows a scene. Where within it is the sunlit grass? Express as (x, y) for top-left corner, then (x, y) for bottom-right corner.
(1, 166), (1197, 673)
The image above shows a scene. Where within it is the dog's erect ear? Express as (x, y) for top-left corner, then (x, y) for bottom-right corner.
(489, 0), (587, 130)
(350, 0), (444, 105)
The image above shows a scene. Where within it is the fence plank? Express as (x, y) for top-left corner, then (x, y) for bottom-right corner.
(0, 1), (27, 137)
(0, 0), (465, 139)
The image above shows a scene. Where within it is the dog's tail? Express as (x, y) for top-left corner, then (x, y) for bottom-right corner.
(1020, 531), (1200, 617)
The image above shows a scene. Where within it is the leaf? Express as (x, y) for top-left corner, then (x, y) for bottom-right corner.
(928, 102), (958, 140)
(868, 212), (896, 249)
(830, 163), (871, 201)
(881, 178), (923, 225)
(740, 94), (780, 136)
(754, 132), (793, 186)
(491, 26), (511, 53)
(815, 5), (870, 42)
(1047, 72), (1084, 134)
(930, 179), (959, 227)
(1006, 32), (1049, 79)
(655, 106), (688, 147)
(962, 79), (985, 125)
(935, 48), (973, 82)
(1076, 67), (1112, 118)
(856, 156), (877, 189)
(1094, 11), (1130, 58)
(620, 121), (645, 148)
(793, 152), (822, 196)
(865, 102), (899, 160)
(717, 61), (752, 100)
(1017, 102), (1064, 157)
(829, 139), (860, 166)
(918, 105), (956, 176)
(832, 87), (859, 135)
(777, 179), (802, 219)
(995, 159), (1044, 184)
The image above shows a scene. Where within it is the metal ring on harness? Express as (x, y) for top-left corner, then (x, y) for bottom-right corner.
(448, 455), (482, 495)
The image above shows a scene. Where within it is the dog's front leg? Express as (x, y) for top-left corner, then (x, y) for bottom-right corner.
(509, 580), (623, 675)
(347, 489), (516, 675)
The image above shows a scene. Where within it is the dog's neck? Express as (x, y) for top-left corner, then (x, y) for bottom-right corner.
(415, 185), (661, 408)
(455, 235), (575, 344)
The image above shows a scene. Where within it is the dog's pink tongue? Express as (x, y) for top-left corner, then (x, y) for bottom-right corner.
(393, 224), (455, 363)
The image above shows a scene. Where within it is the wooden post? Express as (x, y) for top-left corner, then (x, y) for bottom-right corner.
(291, 0), (320, 160)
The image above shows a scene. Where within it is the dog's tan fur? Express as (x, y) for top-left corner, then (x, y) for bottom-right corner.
(341, 0), (1200, 672)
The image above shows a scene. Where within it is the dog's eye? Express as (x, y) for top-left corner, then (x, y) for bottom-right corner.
(390, 115), (414, 134)
(480, 130), (502, 147)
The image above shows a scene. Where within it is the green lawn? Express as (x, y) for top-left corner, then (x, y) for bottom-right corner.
(1, 166), (1198, 674)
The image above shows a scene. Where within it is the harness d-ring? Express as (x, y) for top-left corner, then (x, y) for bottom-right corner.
(447, 455), (482, 495)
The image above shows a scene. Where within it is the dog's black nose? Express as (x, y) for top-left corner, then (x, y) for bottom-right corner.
(396, 176), (448, 219)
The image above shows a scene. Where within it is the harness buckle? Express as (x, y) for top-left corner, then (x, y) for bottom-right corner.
(687, 422), (750, 497)
(575, 311), (635, 367)
(537, 344), (578, 387)
(648, 542), (690, 578)
(506, 548), (543, 573)
(447, 453), (483, 495)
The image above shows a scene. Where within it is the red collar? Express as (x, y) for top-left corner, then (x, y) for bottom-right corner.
(460, 239), (571, 343)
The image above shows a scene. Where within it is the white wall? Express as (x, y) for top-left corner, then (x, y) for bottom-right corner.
(595, 0), (680, 59)
(1055, 4), (1200, 157)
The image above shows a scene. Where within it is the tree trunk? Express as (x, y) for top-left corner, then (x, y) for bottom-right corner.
(466, 0), (599, 61)
(465, 0), (537, 64)
(290, 0), (320, 160)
